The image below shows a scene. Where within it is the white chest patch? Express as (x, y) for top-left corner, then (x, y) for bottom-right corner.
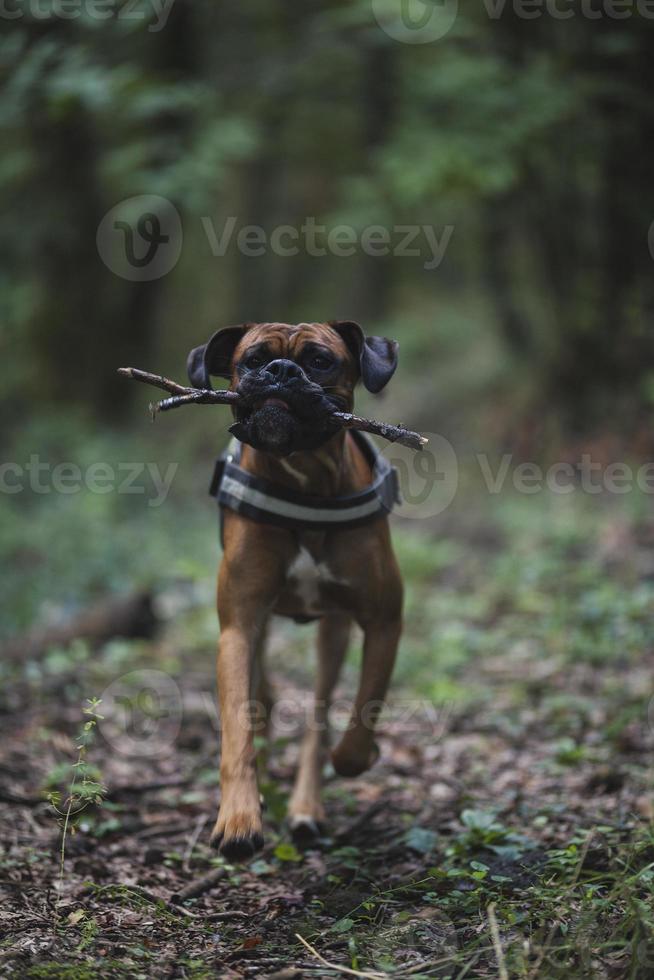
(286, 547), (347, 614)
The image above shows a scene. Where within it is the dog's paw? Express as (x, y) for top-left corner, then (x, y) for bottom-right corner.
(331, 740), (380, 778)
(210, 809), (264, 862)
(211, 830), (264, 861)
(288, 813), (326, 844)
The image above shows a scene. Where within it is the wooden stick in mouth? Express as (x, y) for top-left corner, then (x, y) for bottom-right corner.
(117, 367), (428, 451)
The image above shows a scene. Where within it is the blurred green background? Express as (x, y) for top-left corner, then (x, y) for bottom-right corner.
(2, 0), (654, 638)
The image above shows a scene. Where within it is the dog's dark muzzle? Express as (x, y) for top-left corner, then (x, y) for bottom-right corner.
(229, 360), (341, 456)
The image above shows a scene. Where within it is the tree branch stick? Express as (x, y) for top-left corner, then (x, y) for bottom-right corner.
(118, 367), (239, 406)
(295, 934), (386, 980)
(170, 866), (227, 904)
(331, 411), (427, 451)
(118, 367), (427, 451)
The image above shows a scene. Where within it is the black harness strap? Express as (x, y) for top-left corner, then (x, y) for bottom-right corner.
(209, 431), (400, 541)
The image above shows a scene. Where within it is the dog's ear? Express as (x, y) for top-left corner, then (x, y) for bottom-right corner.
(187, 325), (249, 388)
(329, 320), (399, 393)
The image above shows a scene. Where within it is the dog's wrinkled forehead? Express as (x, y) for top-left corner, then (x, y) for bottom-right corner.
(233, 322), (351, 365)
(187, 319), (398, 393)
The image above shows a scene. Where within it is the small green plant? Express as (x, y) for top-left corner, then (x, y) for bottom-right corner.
(46, 698), (106, 883)
(552, 736), (588, 765)
(75, 913), (98, 953)
(448, 808), (532, 860)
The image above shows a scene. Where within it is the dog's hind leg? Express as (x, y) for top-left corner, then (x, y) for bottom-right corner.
(331, 547), (403, 778)
(288, 612), (352, 841)
(331, 611), (401, 778)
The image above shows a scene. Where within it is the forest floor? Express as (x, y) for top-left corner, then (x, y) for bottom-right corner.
(1, 495), (654, 979)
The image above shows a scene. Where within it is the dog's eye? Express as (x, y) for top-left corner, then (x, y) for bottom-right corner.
(244, 354), (265, 370)
(309, 354), (333, 372)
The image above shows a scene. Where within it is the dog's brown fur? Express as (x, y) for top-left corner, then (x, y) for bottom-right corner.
(197, 322), (403, 859)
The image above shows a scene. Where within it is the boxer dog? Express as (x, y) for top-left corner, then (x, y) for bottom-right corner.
(187, 321), (403, 859)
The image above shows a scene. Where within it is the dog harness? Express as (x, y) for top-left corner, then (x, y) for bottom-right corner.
(209, 431), (400, 535)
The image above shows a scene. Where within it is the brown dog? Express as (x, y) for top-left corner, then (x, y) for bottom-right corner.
(187, 321), (403, 859)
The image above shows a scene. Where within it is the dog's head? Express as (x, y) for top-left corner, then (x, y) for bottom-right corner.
(187, 321), (398, 456)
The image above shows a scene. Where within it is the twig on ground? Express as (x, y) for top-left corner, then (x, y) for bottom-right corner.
(295, 934), (386, 980)
(0, 790), (44, 807)
(204, 910), (249, 921)
(89, 883), (200, 920)
(136, 821), (192, 841)
(487, 903), (509, 980)
(170, 866), (227, 904)
(334, 801), (388, 843)
(1, 588), (156, 662)
(526, 830), (595, 979)
(110, 777), (192, 798)
(118, 366), (427, 450)
(402, 945), (497, 977)
(183, 814), (208, 871)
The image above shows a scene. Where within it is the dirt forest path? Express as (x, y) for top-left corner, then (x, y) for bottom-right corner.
(1, 510), (654, 977)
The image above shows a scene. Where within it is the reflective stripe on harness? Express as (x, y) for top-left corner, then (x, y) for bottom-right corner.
(209, 431), (400, 535)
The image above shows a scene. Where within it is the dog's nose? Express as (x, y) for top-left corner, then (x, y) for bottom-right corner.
(265, 359), (304, 383)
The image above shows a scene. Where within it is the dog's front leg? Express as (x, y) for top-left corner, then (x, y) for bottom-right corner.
(211, 536), (286, 860)
(210, 618), (265, 859)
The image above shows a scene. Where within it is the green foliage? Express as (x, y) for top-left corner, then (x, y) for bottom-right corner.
(1, 2), (653, 428)
(273, 842), (302, 863)
(316, 821), (654, 976)
(332, 917), (356, 934)
(403, 826), (438, 855)
(45, 697), (106, 882)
